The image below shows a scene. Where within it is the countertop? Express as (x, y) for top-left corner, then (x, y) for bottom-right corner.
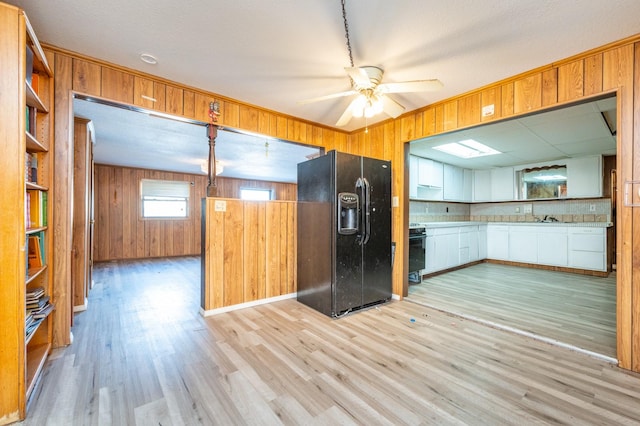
(411, 221), (613, 229)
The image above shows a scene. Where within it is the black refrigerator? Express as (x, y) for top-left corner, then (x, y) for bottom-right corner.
(297, 150), (392, 317)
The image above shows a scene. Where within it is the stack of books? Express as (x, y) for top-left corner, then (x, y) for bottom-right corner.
(25, 287), (53, 340)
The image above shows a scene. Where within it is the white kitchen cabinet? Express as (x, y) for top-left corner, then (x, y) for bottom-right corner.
(428, 227), (459, 271)
(443, 163), (462, 200)
(491, 167), (515, 201)
(473, 169), (492, 201)
(424, 231), (437, 273)
(537, 226), (568, 267)
(409, 155), (419, 199)
(508, 225), (538, 263)
(566, 155), (602, 198)
(460, 226), (480, 264)
(462, 168), (473, 202)
(478, 225), (488, 260)
(487, 224), (509, 260)
(418, 158), (443, 188)
(568, 227), (606, 271)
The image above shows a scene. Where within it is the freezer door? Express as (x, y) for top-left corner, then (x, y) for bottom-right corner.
(361, 156), (392, 305)
(296, 154), (334, 316)
(333, 152), (365, 315)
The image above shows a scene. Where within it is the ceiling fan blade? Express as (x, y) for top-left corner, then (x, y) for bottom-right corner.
(345, 67), (373, 88)
(378, 79), (443, 94)
(298, 90), (357, 105)
(381, 95), (406, 118)
(336, 98), (358, 126)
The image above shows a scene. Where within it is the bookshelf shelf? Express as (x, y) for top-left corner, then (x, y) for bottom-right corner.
(26, 265), (47, 285)
(26, 226), (47, 235)
(25, 82), (47, 113)
(25, 342), (51, 401)
(26, 181), (48, 191)
(25, 318), (43, 345)
(26, 131), (46, 153)
(0, 3), (54, 423)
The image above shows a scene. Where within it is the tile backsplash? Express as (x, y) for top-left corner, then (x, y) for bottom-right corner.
(410, 198), (611, 224)
(409, 201), (470, 223)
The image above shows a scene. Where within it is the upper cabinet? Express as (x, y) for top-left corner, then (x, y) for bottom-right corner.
(417, 157), (443, 188)
(566, 155), (603, 198)
(472, 167), (515, 202)
(490, 167), (515, 201)
(443, 163), (472, 202)
(410, 155), (472, 202)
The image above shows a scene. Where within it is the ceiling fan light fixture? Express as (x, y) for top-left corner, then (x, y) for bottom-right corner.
(351, 94), (367, 118)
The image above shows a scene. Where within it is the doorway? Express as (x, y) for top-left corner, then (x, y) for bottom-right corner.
(405, 95), (618, 360)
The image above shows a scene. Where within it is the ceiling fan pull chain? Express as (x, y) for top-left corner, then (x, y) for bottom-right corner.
(341, 0), (354, 68)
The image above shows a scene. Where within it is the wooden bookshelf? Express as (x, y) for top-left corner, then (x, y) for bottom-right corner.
(0, 2), (54, 423)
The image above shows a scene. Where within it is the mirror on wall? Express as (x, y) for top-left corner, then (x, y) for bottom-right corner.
(516, 164), (567, 200)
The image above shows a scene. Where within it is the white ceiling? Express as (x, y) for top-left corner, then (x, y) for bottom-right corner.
(10, 0), (640, 131)
(8, 0), (639, 179)
(73, 98), (320, 182)
(410, 96), (617, 169)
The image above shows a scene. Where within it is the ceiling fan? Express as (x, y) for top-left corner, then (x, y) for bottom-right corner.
(298, 0), (444, 127)
(300, 66), (443, 126)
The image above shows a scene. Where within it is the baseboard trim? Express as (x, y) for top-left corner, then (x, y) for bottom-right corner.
(200, 293), (297, 317)
(73, 298), (88, 313)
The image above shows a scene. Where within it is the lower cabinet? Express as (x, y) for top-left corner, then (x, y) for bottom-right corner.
(424, 225), (481, 274)
(568, 227), (606, 271)
(487, 224), (509, 260)
(537, 227), (568, 266)
(424, 223), (607, 275)
(508, 226), (538, 263)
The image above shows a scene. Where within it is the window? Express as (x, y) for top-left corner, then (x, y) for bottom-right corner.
(140, 179), (190, 218)
(240, 188), (272, 201)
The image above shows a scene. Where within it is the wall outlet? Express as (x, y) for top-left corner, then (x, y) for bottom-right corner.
(515, 207), (520, 213)
(392, 196), (399, 207)
(425, 207), (429, 213)
(589, 204), (596, 212)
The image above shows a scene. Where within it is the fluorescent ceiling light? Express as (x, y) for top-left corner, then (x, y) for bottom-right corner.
(432, 139), (501, 158)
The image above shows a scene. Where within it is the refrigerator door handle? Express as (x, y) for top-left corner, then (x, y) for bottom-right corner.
(362, 177), (371, 245)
(355, 177), (365, 245)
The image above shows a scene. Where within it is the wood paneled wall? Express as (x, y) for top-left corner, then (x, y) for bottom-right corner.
(213, 177), (297, 201)
(93, 164), (297, 261)
(201, 198), (296, 310)
(47, 34), (640, 373)
(350, 37), (640, 371)
(94, 165), (207, 261)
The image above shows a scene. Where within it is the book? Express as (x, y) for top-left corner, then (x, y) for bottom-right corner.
(30, 153), (38, 183)
(31, 73), (39, 95)
(27, 106), (36, 138)
(41, 191), (47, 227)
(31, 302), (54, 320)
(27, 189), (45, 228)
(26, 295), (49, 310)
(26, 286), (45, 300)
(25, 191), (31, 228)
(25, 46), (33, 85)
(25, 153), (32, 182)
(27, 235), (42, 269)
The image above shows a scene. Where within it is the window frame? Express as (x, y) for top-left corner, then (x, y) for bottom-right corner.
(239, 187), (273, 201)
(140, 178), (191, 219)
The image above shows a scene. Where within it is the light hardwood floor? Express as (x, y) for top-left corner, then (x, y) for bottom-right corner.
(23, 257), (640, 425)
(407, 263), (617, 359)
